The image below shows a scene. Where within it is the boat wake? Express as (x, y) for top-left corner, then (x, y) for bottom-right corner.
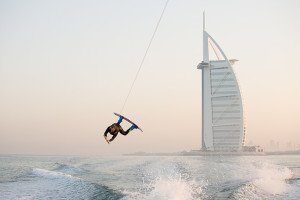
(32, 168), (77, 179)
(0, 167), (123, 200)
(121, 158), (205, 200)
(122, 175), (204, 200)
(1, 155), (299, 200)
(233, 162), (295, 199)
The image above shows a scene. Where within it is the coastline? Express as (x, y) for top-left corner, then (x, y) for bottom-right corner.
(123, 150), (300, 156)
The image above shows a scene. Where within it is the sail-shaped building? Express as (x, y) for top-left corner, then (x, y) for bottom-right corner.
(197, 14), (245, 152)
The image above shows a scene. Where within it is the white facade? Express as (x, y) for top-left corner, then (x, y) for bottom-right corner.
(197, 18), (245, 151)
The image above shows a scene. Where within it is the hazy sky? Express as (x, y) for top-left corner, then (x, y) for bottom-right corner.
(1, 0), (299, 155)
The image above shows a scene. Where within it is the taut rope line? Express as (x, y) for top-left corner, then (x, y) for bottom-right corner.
(120, 0), (170, 113)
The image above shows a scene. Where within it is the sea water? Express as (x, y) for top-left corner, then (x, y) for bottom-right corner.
(0, 155), (299, 200)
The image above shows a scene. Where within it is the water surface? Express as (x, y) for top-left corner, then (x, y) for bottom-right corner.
(0, 155), (299, 199)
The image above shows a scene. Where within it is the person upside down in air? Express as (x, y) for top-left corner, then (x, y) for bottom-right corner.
(104, 116), (138, 143)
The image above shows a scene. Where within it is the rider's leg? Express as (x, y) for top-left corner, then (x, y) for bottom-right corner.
(117, 116), (124, 125)
(119, 126), (130, 136)
(129, 124), (138, 130)
(120, 124), (138, 136)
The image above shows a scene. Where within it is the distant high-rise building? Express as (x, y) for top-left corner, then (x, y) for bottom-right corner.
(197, 13), (245, 151)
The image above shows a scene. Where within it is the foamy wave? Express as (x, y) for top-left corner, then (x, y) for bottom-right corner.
(122, 175), (204, 200)
(233, 162), (293, 199)
(147, 177), (202, 200)
(253, 163), (293, 194)
(32, 168), (78, 180)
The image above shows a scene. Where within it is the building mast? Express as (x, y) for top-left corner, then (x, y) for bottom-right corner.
(199, 11), (213, 150)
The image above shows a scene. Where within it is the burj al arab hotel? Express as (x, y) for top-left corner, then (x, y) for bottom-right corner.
(197, 14), (245, 152)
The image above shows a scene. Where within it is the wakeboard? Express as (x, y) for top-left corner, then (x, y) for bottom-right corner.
(114, 112), (143, 132)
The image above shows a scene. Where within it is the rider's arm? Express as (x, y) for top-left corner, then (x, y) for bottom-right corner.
(109, 133), (118, 142)
(104, 127), (110, 137)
